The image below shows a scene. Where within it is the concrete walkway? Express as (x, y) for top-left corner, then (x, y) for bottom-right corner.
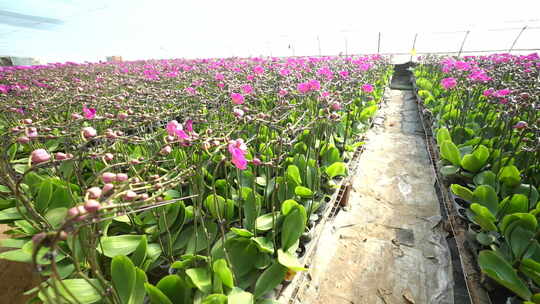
(296, 90), (453, 304)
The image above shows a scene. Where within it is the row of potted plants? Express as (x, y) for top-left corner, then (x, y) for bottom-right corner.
(0, 55), (392, 303)
(414, 53), (540, 303)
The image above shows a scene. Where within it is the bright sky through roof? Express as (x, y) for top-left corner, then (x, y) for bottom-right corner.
(0, 0), (539, 63)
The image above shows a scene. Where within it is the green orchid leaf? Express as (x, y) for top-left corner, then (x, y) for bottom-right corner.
(281, 204), (307, 251)
(461, 154), (483, 173)
(277, 249), (307, 271)
(294, 186), (313, 198)
(201, 294), (227, 304)
(224, 239), (259, 277)
(111, 255), (136, 304)
(472, 185), (499, 216)
(253, 262), (287, 299)
(157, 274), (191, 304)
(39, 279), (103, 304)
(440, 165), (459, 177)
(227, 287), (254, 304)
(287, 165), (302, 185)
(440, 140), (461, 166)
(99, 235), (144, 258)
(186, 267), (213, 294)
(145, 283), (173, 304)
(325, 162), (347, 179)
(450, 184), (473, 202)
(213, 259), (235, 288)
(131, 235), (148, 267)
(478, 250), (531, 300)
(436, 127), (451, 146)
(473, 170), (497, 190)
(470, 203), (497, 231)
(499, 166), (521, 187)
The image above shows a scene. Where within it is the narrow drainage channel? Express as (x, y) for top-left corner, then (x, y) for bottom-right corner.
(290, 69), (456, 304)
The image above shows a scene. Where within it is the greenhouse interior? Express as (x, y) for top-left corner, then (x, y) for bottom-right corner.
(1, 1), (540, 303)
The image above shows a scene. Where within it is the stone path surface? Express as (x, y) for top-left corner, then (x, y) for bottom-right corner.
(295, 90), (454, 304)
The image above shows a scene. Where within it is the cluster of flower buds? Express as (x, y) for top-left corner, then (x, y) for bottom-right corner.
(81, 127), (97, 139)
(104, 128), (123, 139)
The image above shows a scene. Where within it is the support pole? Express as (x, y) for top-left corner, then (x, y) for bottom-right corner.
(317, 35), (321, 56)
(509, 26), (528, 53)
(377, 32), (381, 54)
(410, 33), (418, 61)
(457, 30), (470, 58)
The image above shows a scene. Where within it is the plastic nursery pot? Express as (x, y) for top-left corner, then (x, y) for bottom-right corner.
(449, 192), (470, 220)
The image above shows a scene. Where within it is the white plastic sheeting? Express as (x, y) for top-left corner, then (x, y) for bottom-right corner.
(0, 0), (539, 63)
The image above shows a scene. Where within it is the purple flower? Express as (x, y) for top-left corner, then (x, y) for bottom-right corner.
(317, 67), (333, 79)
(253, 65), (264, 75)
(185, 119), (194, 133)
(483, 88), (495, 97)
(0, 84), (9, 94)
(440, 78), (457, 90)
(308, 79), (321, 91)
(467, 69), (491, 83)
(361, 83), (374, 93)
(184, 87), (196, 95)
(297, 82), (311, 94)
(493, 89), (511, 98)
(215, 73), (225, 81)
(455, 61), (471, 71)
(241, 84), (253, 94)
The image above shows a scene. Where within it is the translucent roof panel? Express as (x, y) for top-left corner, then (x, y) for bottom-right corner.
(0, 0), (539, 63)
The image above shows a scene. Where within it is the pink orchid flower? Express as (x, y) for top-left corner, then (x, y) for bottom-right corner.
(361, 83), (374, 93)
(309, 79), (321, 91)
(166, 120), (189, 140)
(185, 119), (193, 133)
(231, 93), (245, 105)
(440, 78), (457, 90)
(297, 82), (310, 94)
(241, 84), (253, 94)
(483, 88), (495, 97)
(83, 105), (96, 119)
(228, 139), (248, 170)
(253, 65), (264, 75)
(215, 73), (225, 81)
(339, 70), (349, 78)
(494, 89), (512, 98)
(184, 87), (196, 95)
